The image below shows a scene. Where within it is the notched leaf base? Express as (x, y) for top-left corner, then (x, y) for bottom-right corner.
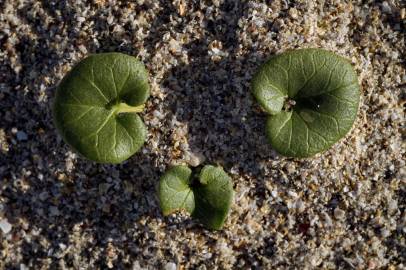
(158, 165), (234, 230)
(252, 48), (360, 158)
(53, 52), (150, 163)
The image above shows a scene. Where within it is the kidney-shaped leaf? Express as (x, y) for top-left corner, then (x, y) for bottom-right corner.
(158, 165), (195, 215)
(192, 165), (234, 230)
(53, 53), (150, 163)
(252, 48), (360, 157)
(158, 165), (233, 230)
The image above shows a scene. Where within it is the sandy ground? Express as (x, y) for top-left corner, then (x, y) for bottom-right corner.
(0, 0), (405, 269)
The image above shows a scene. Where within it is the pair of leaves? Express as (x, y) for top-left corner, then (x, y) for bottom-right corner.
(252, 48), (360, 157)
(56, 49), (360, 162)
(159, 165), (234, 230)
(53, 53), (150, 163)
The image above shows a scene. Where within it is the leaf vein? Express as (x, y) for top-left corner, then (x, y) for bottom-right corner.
(162, 178), (190, 207)
(287, 119), (293, 150)
(180, 189), (193, 212)
(82, 110), (115, 140)
(296, 112), (330, 145)
(274, 113), (292, 139)
(119, 122), (134, 149)
(296, 55), (327, 95)
(311, 110), (340, 134)
(60, 103), (97, 108)
(112, 121), (118, 158)
(320, 58), (340, 93)
(287, 55), (292, 93)
(78, 73), (109, 102)
(110, 63), (118, 98)
(300, 55), (306, 78)
(262, 71), (285, 96)
(120, 68), (131, 95)
(325, 91), (357, 105)
(68, 91), (83, 105)
(64, 107), (94, 126)
(305, 119), (309, 153)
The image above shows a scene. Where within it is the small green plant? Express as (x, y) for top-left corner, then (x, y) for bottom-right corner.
(53, 53), (150, 163)
(158, 165), (234, 230)
(252, 48), (360, 157)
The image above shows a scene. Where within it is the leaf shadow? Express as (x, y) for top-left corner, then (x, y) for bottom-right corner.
(154, 2), (287, 267)
(158, 1), (279, 181)
(2, 151), (163, 267)
(0, 1), (165, 268)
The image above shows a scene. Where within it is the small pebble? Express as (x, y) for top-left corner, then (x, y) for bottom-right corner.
(39, 191), (49, 201)
(59, 243), (67, 250)
(132, 261), (144, 270)
(185, 151), (205, 167)
(16, 131), (28, 141)
(0, 218), (12, 234)
(381, 2), (392, 13)
(164, 262), (177, 270)
(334, 208), (346, 220)
(49, 206), (60, 216)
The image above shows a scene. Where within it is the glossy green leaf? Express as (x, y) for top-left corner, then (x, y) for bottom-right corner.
(192, 165), (234, 230)
(158, 165), (234, 230)
(53, 53), (150, 163)
(252, 48), (360, 157)
(158, 166), (195, 216)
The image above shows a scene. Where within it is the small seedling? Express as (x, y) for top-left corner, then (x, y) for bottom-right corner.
(158, 165), (234, 230)
(252, 48), (360, 157)
(53, 53), (150, 163)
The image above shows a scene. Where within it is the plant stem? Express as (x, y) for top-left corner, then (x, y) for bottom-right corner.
(114, 102), (145, 114)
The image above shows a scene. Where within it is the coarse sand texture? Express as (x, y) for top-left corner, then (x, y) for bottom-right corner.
(0, 1), (405, 269)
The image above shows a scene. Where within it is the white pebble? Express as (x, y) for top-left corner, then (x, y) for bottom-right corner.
(381, 2), (392, 13)
(59, 243), (67, 250)
(0, 218), (12, 234)
(164, 262), (177, 270)
(323, 212), (333, 227)
(288, 191), (298, 198)
(107, 16), (114, 25)
(132, 261), (144, 270)
(388, 199), (398, 214)
(185, 151), (205, 167)
(381, 228), (391, 238)
(169, 39), (181, 54)
(78, 45), (87, 54)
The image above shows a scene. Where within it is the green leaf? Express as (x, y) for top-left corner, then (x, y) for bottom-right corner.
(192, 165), (234, 230)
(158, 166), (195, 216)
(53, 53), (150, 163)
(158, 165), (234, 230)
(252, 48), (360, 157)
